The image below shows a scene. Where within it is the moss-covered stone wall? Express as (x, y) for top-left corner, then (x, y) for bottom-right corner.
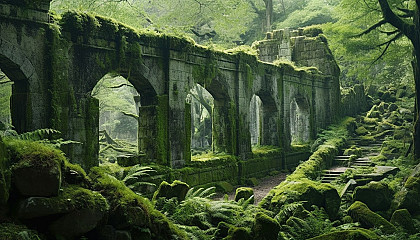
(1, 6), (341, 171)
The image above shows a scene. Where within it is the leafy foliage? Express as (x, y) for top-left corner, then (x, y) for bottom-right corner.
(122, 165), (157, 194)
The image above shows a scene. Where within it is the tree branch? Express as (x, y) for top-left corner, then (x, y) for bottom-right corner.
(396, 7), (414, 17)
(378, 0), (415, 40)
(378, 29), (400, 35)
(371, 32), (404, 64)
(354, 19), (387, 37)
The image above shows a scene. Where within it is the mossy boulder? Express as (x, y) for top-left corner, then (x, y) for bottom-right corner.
(215, 181), (234, 193)
(390, 209), (416, 234)
(347, 201), (396, 234)
(307, 229), (379, 240)
(393, 175), (420, 214)
(89, 167), (188, 239)
(214, 221), (232, 239)
(252, 212), (279, 240)
(16, 185), (108, 219)
(153, 180), (190, 202)
(0, 223), (41, 240)
(234, 187), (254, 202)
(343, 146), (362, 157)
(8, 140), (65, 197)
(353, 181), (392, 211)
(261, 179), (340, 219)
(355, 126), (369, 135)
(224, 226), (251, 240)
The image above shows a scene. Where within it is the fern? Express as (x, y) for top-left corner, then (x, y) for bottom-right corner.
(122, 165), (156, 195)
(185, 187), (216, 200)
(16, 129), (61, 141)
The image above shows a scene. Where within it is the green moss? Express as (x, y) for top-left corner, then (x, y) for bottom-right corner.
(157, 95), (169, 166)
(0, 223), (41, 240)
(215, 181), (234, 193)
(185, 102), (191, 163)
(252, 212), (280, 240)
(5, 139), (66, 169)
(353, 181), (392, 211)
(89, 167), (188, 239)
(261, 178), (340, 219)
(390, 209), (417, 234)
(303, 25), (324, 37)
(234, 187), (254, 202)
(347, 201), (397, 234)
(306, 229), (380, 240)
(224, 226), (251, 240)
(152, 180), (190, 201)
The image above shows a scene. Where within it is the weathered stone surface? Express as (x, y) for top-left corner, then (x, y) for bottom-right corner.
(16, 185), (109, 220)
(252, 212), (280, 240)
(394, 174), (420, 214)
(13, 162), (61, 197)
(307, 229), (379, 240)
(153, 180), (190, 201)
(353, 181), (393, 211)
(347, 201), (396, 234)
(262, 179), (341, 219)
(390, 209), (417, 234)
(49, 209), (106, 239)
(234, 187), (254, 203)
(0, 223), (41, 240)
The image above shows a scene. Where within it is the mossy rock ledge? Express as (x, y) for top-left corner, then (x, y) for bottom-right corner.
(260, 179), (340, 219)
(390, 209), (417, 234)
(234, 187), (254, 203)
(252, 212), (280, 240)
(353, 181), (393, 211)
(347, 201), (396, 234)
(153, 180), (190, 202)
(306, 229), (379, 240)
(394, 173), (420, 214)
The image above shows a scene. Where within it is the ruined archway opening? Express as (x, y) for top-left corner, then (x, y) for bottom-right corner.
(290, 96), (311, 145)
(249, 94), (263, 146)
(0, 69), (12, 129)
(91, 73), (140, 164)
(0, 54), (30, 134)
(187, 84), (214, 156)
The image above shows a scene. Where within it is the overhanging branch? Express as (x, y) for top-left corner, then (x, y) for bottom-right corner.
(378, 0), (415, 40)
(354, 19), (386, 37)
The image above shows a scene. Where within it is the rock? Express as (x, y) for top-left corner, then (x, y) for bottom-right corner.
(153, 180), (190, 201)
(388, 103), (398, 112)
(226, 227), (251, 240)
(245, 177), (259, 187)
(390, 209), (416, 234)
(0, 223), (41, 240)
(396, 88), (406, 98)
(347, 201), (396, 234)
(214, 221), (232, 239)
(234, 187), (254, 202)
(307, 229), (380, 240)
(16, 185), (109, 220)
(355, 126), (368, 135)
(49, 208), (107, 239)
(261, 179), (341, 219)
(394, 175), (420, 214)
(252, 212), (279, 240)
(0, 171), (10, 205)
(380, 91), (396, 102)
(109, 205), (148, 229)
(115, 230), (132, 240)
(94, 225), (117, 240)
(215, 181), (234, 193)
(353, 181), (392, 211)
(12, 154), (62, 197)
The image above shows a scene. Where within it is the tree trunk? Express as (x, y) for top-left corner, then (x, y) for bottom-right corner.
(263, 0), (273, 32)
(412, 3), (420, 160)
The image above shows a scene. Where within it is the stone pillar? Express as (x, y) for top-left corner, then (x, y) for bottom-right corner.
(212, 100), (235, 154)
(10, 81), (30, 133)
(138, 95), (169, 166)
(261, 107), (279, 146)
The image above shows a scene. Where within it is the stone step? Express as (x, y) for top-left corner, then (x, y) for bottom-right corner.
(335, 155), (351, 159)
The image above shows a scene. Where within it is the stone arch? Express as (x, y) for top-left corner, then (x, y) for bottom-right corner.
(186, 83), (213, 152)
(192, 70), (234, 154)
(290, 95), (311, 144)
(0, 39), (42, 133)
(250, 91), (280, 147)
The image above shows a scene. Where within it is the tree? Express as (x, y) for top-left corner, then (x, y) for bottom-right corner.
(263, 0), (273, 32)
(351, 0), (419, 158)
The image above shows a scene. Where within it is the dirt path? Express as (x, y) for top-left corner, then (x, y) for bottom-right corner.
(215, 172), (288, 204)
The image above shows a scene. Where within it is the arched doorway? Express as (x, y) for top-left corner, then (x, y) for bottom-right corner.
(91, 73), (140, 163)
(290, 96), (311, 144)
